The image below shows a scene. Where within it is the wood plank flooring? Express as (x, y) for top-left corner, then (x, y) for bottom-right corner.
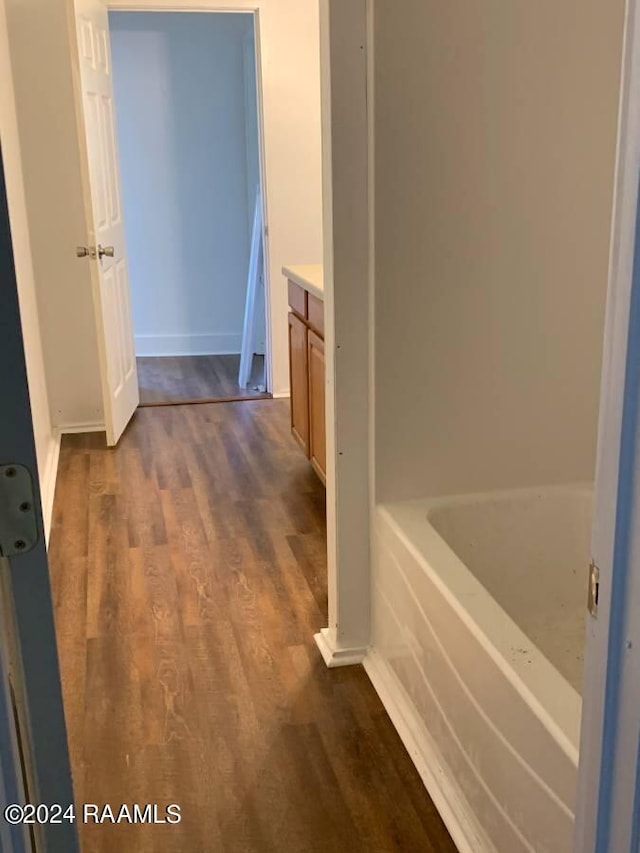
(48, 400), (455, 853)
(137, 354), (269, 407)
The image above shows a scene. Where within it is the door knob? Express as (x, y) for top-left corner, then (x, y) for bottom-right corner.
(76, 245), (114, 259)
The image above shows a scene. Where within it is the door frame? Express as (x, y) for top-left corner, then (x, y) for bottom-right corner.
(0, 578), (34, 853)
(99, 0), (274, 395)
(574, 0), (640, 848)
(0, 144), (79, 852)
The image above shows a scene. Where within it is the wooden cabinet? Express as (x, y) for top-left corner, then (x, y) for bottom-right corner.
(287, 281), (326, 483)
(288, 280), (307, 319)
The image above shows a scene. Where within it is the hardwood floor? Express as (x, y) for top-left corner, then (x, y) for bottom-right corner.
(48, 400), (455, 853)
(137, 354), (269, 406)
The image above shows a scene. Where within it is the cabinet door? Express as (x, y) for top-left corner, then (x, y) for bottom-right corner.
(307, 329), (326, 484)
(288, 312), (309, 453)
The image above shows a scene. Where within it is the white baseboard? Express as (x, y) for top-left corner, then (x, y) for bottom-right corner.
(271, 390), (290, 400)
(57, 421), (105, 435)
(314, 627), (368, 668)
(363, 649), (491, 853)
(135, 332), (242, 357)
(40, 430), (61, 546)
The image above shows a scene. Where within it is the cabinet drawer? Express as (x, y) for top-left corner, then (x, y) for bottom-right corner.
(288, 281), (307, 319)
(308, 293), (324, 337)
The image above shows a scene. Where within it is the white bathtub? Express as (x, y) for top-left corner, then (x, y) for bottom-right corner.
(366, 484), (591, 853)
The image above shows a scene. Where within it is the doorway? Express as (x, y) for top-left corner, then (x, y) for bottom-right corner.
(109, 11), (270, 408)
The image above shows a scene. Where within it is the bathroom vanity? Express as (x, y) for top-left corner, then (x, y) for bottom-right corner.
(283, 265), (325, 484)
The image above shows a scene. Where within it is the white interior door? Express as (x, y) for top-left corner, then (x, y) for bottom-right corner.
(73, 0), (138, 445)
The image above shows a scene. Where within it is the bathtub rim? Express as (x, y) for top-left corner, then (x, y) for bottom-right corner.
(379, 483), (589, 765)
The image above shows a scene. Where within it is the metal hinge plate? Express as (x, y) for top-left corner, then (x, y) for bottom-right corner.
(588, 560), (600, 618)
(0, 465), (39, 557)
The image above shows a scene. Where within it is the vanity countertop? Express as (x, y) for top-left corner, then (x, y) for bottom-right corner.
(282, 264), (324, 302)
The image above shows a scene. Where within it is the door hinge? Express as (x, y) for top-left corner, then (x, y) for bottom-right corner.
(588, 560), (600, 618)
(0, 465), (38, 558)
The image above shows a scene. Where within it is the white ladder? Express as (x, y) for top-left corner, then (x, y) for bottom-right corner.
(238, 187), (265, 390)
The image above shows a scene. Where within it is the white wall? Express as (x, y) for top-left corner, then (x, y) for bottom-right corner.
(246, 0), (324, 393)
(110, 12), (259, 358)
(374, 0), (626, 502)
(315, 0), (371, 662)
(0, 0), (59, 536)
(5, 0), (104, 430)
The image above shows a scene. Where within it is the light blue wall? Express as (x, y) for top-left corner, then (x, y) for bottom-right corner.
(110, 12), (259, 356)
